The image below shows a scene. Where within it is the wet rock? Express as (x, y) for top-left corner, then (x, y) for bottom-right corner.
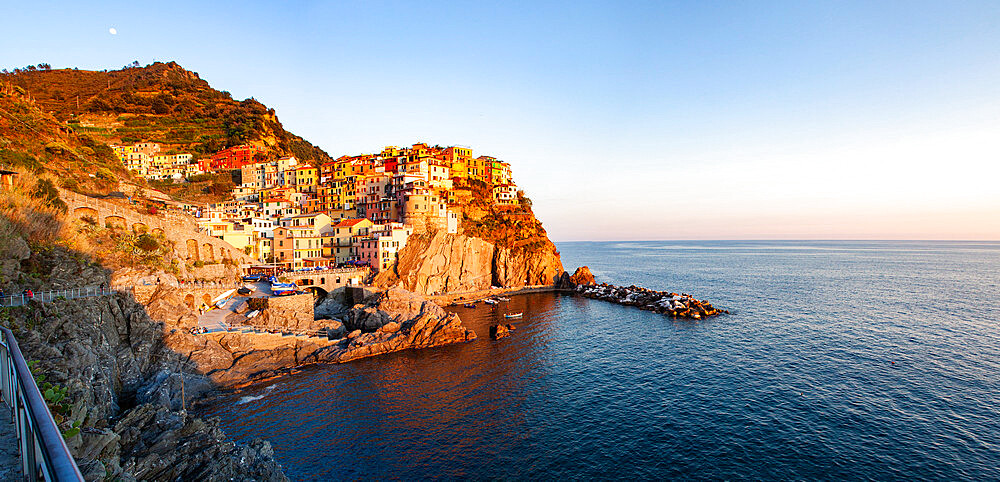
(575, 283), (727, 320)
(490, 324), (515, 339)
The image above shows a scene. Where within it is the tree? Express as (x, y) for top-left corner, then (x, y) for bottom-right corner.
(151, 97), (169, 114)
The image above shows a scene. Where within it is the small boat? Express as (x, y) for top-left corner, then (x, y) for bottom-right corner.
(504, 312), (523, 319)
(497, 297), (511, 302)
(483, 299), (498, 305)
(463, 303), (476, 308)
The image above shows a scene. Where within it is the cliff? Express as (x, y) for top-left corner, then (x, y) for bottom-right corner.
(0, 187), (286, 479)
(0, 279), (287, 480)
(372, 230), (563, 295)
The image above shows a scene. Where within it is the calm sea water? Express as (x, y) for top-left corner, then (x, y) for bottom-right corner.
(200, 241), (1000, 480)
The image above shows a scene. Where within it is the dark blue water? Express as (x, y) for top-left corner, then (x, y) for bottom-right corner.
(200, 241), (1000, 480)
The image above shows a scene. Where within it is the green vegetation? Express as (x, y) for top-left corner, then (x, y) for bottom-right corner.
(28, 360), (81, 439)
(0, 148), (43, 172)
(3, 62), (333, 163)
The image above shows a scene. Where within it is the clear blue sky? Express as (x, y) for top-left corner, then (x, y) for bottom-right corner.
(4, 1), (1000, 240)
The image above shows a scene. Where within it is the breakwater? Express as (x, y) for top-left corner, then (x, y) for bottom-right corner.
(575, 283), (727, 319)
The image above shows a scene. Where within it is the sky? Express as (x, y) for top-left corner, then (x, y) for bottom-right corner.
(3, 0), (999, 240)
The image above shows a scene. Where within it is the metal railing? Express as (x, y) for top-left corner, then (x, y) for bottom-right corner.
(0, 286), (114, 308)
(0, 327), (84, 481)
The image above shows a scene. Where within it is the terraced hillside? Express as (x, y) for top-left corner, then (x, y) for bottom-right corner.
(3, 62), (332, 164)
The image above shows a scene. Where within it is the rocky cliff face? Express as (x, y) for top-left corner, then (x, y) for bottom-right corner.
(493, 243), (564, 288)
(0, 240), (287, 481)
(373, 231), (563, 295)
(3, 294), (286, 481)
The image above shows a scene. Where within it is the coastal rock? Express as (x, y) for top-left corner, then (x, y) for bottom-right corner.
(144, 285), (199, 329)
(4, 289), (286, 481)
(373, 230), (564, 295)
(493, 243), (563, 288)
(379, 321), (401, 334)
(166, 288), (477, 382)
(490, 324), (515, 340)
(115, 404), (288, 482)
(346, 287), (448, 332)
(555, 271), (573, 289)
(321, 319), (346, 338)
(575, 283), (727, 320)
(569, 266), (596, 286)
(314, 294), (348, 319)
(374, 231), (495, 294)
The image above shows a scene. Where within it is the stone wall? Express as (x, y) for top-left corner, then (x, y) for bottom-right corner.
(60, 189), (252, 266)
(130, 285), (233, 306)
(244, 294), (317, 332)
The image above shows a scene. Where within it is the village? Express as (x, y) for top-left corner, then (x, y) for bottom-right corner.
(111, 141), (520, 277)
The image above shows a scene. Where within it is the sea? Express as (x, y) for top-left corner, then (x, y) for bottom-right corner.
(199, 241), (1000, 480)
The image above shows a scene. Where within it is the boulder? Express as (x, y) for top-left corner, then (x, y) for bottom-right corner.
(490, 324), (515, 340)
(322, 320), (345, 338)
(569, 266), (596, 286)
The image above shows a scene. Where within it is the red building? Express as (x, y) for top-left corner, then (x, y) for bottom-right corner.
(199, 145), (267, 172)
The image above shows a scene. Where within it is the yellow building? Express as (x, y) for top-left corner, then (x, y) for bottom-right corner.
(323, 218), (374, 265)
(288, 226), (325, 268)
(294, 165), (318, 194)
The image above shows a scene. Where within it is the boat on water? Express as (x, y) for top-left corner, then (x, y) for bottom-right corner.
(484, 299), (498, 305)
(463, 303), (476, 308)
(504, 312), (523, 319)
(497, 297), (511, 302)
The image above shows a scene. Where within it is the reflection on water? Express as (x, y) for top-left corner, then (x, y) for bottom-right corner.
(201, 241), (1000, 480)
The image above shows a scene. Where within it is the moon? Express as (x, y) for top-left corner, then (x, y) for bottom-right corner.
(109, 27), (117, 35)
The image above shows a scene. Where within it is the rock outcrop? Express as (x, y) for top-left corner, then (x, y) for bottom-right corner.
(490, 323), (515, 340)
(576, 283), (728, 320)
(569, 266), (596, 286)
(374, 231), (495, 294)
(163, 288), (477, 386)
(2, 293), (286, 481)
(493, 243), (563, 288)
(373, 230), (563, 295)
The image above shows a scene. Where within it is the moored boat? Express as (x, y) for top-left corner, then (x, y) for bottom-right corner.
(504, 312), (523, 319)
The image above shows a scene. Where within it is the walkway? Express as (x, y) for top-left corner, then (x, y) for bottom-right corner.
(0, 286), (113, 308)
(0, 403), (19, 481)
(197, 295), (250, 332)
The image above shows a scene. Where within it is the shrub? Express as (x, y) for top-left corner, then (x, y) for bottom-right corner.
(134, 234), (159, 252)
(30, 179), (67, 213)
(95, 168), (116, 182)
(0, 149), (42, 172)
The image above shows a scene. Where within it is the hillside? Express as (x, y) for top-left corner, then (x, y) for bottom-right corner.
(0, 81), (130, 196)
(2, 62), (331, 164)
